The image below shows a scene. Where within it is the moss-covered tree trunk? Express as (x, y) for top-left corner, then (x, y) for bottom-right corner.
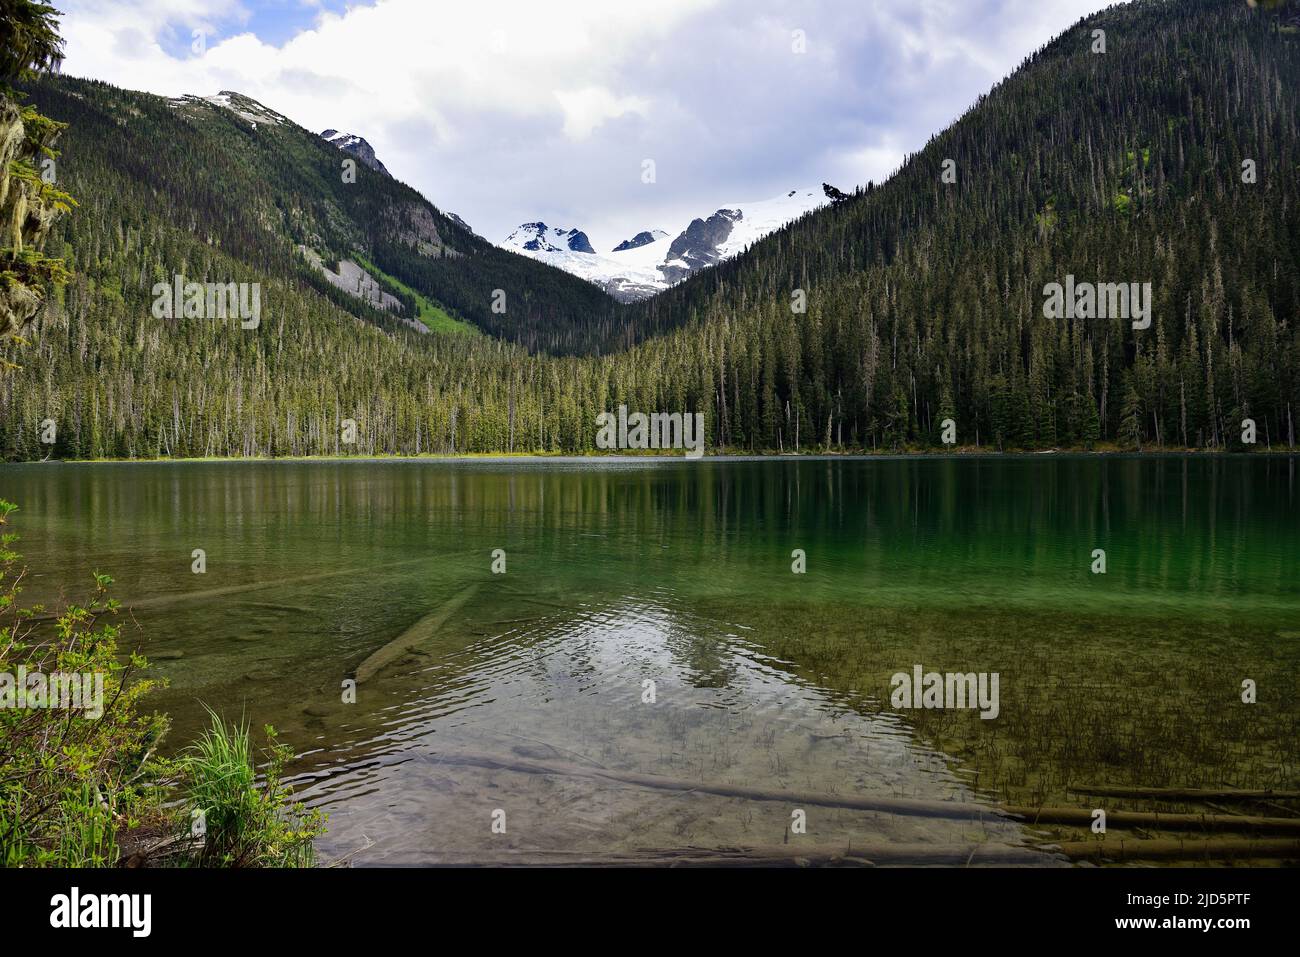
(0, 90), (68, 340)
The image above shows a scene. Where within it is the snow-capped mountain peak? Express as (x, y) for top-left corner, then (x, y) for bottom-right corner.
(498, 187), (829, 301)
(504, 222), (596, 255)
(612, 229), (669, 252)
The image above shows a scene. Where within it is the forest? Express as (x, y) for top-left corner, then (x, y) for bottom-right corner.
(1, 0), (1297, 459)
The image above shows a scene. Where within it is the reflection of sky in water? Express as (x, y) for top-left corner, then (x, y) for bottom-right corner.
(285, 591), (1043, 865)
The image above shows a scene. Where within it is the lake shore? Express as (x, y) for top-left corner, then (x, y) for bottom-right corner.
(5, 445), (1297, 465)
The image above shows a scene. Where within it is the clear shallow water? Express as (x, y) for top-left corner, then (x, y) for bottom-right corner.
(2, 456), (1297, 865)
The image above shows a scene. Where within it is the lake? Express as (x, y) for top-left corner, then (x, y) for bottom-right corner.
(2, 455), (1296, 865)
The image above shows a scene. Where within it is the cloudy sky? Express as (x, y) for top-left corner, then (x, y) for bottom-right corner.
(57, 0), (1116, 249)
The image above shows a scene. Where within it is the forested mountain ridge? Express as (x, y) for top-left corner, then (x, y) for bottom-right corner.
(1, 0), (1297, 459)
(16, 79), (630, 353)
(626, 0), (1300, 452)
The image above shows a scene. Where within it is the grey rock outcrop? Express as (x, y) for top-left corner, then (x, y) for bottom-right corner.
(320, 129), (390, 177)
(659, 208), (741, 283)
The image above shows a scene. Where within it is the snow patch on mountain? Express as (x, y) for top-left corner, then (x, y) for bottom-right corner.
(169, 91), (288, 129)
(715, 187), (827, 258)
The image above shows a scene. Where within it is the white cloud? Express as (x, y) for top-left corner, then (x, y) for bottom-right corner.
(555, 88), (651, 141)
(56, 0), (1117, 248)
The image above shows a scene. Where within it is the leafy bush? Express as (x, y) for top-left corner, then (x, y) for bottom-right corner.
(0, 499), (168, 866)
(0, 499), (326, 867)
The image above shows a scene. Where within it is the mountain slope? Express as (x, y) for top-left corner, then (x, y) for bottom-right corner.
(629, 0), (1300, 452)
(23, 78), (629, 354)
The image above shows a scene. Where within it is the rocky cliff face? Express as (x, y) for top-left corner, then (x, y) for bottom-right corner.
(383, 200), (452, 258)
(320, 129), (390, 177)
(612, 230), (667, 252)
(0, 93), (67, 340)
(660, 208), (741, 283)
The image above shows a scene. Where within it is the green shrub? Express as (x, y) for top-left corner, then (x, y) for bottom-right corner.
(0, 499), (169, 866)
(0, 499), (325, 867)
(179, 708), (326, 868)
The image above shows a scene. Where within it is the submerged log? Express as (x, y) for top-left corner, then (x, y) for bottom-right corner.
(27, 556), (437, 621)
(1067, 785), (1300, 802)
(355, 584), (480, 682)
(1004, 805), (1300, 833)
(423, 842), (1062, 867)
(425, 750), (1300, 834)
(1053, 837), (1300, 862)
(427, 749), (1010, 821)
(238, 601), (313, 614)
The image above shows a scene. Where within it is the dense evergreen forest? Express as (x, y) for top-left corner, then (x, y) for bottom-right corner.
(2, 0), (1298, 459)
